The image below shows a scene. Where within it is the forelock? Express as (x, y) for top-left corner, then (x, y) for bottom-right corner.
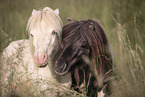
(26, 7), (63, 36)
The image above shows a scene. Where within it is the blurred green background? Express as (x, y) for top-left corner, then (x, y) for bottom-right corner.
(0, 0), (145, 97)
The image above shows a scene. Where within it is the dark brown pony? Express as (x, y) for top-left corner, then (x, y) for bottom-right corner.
(55, 19), (113, 97)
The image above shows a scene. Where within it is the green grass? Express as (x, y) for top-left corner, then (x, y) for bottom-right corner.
(111, 17), (145, 97)
(0, 0), (145, 97)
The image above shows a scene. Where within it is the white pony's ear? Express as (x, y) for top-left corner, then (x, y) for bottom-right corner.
(32, 9), (37, 15)
(54, 8), (59, 16)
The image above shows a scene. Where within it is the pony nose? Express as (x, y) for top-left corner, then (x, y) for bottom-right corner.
(34, 53), (48, 67)
(55, 62), (68, 75)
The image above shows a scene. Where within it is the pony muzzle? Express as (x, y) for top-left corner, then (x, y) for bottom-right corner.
(34, 53), (48, 67)
(55, 62), (68, 75)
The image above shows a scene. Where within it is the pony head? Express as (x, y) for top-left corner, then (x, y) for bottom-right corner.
(27, 7), (63, 67)
(55, 20), (113, 75)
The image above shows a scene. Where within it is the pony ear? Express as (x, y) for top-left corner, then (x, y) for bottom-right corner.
(54, 8), (59, 16)
(67, 18), (73, 23)
(89, 24), (95, 31)
(32, 9), (37, 15)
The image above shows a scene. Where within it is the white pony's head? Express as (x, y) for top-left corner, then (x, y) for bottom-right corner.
(27, 7), (63, 67)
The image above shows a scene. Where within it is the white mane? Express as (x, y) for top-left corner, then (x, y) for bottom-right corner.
(26, 7), (63, 36)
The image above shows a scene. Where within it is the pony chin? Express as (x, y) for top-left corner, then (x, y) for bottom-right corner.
(35, 60), (48, 67)
(38, 63), (48, 68)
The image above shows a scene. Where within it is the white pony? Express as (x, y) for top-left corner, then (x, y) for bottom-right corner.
(0, 7), (71, 97)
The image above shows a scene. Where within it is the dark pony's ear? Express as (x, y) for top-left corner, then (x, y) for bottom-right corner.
(89, 24), (95, 31)
(67, 18), (73, 24)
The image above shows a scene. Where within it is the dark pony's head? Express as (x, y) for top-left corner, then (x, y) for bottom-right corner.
(55, 20), (113, 76)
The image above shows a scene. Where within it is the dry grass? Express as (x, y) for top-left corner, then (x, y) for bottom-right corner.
(110, 17), (145, 97)
(0, 0), (145, 97)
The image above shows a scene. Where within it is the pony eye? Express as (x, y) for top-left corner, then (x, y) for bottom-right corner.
(30, 34), (33, 37)
(81, 44), (88, 49)
(52, 30), (57, 35)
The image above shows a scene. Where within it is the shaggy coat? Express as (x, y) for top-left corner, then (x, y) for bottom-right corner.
(55, 20), (113, 97)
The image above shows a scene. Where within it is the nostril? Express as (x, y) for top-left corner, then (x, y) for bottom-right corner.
(60, 63), (67, 72)
(43, 54), (46, 59)
(43, 53), (47, 61)
(40, 53), (47, 61)
(55, 62), (68, 75)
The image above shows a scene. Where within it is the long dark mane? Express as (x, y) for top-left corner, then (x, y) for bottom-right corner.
(55, 19), (113, 96)
(62, 20), (113, 75)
